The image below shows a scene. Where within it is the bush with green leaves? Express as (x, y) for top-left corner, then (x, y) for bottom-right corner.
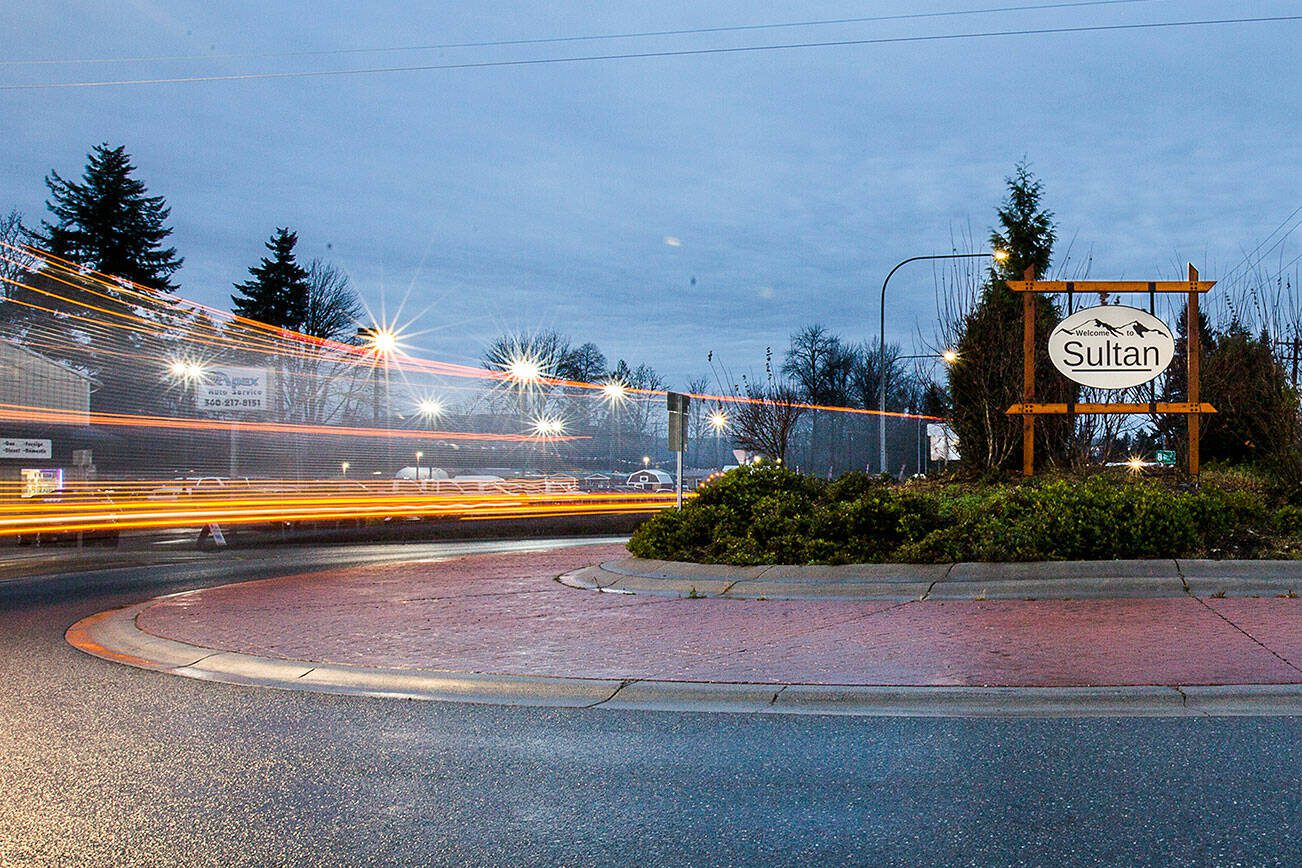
(626, 465), (1293, 564)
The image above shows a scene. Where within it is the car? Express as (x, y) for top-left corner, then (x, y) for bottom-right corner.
(16, 489), (121, 547)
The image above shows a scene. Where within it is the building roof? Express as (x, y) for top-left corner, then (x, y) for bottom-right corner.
(629, 468), (673, 483)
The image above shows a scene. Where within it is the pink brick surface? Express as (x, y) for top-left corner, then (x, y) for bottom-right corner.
(136, 545), (1302, 687)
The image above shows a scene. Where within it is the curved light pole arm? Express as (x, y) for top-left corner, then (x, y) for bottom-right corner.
(878, 252), (996, 475)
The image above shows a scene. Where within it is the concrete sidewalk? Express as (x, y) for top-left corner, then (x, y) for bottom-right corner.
(563, 557), (1302, 600)
(68, 544), (1302, 716)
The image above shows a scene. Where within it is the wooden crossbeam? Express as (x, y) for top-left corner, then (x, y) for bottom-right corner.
(1014, 264), (1209, 477)
(1006, 280), (1215, 294)
(1006, 402), (1216, 416)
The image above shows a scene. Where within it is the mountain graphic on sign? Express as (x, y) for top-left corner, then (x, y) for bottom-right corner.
(1087, 319), (1122, 335)
(1060, 319), (1169, 340)
(1125, 321), (1169, 339)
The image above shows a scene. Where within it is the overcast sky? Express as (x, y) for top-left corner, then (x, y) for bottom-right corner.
(3, 1), (1299, 386)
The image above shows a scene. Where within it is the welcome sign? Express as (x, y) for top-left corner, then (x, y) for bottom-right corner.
(1047, 304), (1175, 390)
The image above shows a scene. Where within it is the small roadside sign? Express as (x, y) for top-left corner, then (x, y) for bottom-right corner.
(1156, 449), (1177, 466)
(666, 392), (689, 452)
(666, 392), (690, 509)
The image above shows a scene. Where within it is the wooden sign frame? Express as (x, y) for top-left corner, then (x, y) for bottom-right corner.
(1005, 264), (1216, 477)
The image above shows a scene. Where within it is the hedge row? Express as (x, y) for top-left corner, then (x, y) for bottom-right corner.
(626, 466), (1297, 565)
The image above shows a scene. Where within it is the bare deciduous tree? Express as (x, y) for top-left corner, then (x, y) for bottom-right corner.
(732, 383), (807, 464)
(303, 260), (362, 342)
(0, 210), (37, 304)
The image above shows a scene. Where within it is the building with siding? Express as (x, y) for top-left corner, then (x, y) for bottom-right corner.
(0, 341), (94, 487)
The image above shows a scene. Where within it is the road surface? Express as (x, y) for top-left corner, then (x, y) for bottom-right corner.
(1, 540), (1298, 865)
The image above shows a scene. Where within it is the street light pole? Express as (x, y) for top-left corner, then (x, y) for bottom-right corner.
(878, 252), (1003, 475)
(358, 326), (398, 476)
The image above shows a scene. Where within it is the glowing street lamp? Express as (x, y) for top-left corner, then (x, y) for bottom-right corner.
(167, 359), (207, 384)
(530, 417), (565, 438)
(360, 327), (398, 357)
(601, 380), (628, 403)
(341, 461), (350, 477)
(416, 398), (444, 422)
(415, 450), (424, 480)
(706, 409), (729, 468)
(505, 354), (544, 386)
(358, 325), (399, 470)
(942, 348), (960, 365)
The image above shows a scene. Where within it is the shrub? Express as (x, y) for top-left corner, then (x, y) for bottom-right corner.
(627, 467), (1288, 565)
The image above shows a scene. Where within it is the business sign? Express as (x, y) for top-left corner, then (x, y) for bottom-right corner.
(196, 367), (268, 412)
(20, 468), (62, 498)
(926, 424), (959, 461)
(1047, 305), (1175, 390)
(2, 438), (52, 459)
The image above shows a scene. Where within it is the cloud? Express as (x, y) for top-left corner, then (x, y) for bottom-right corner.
(3, 1), (1299, 389)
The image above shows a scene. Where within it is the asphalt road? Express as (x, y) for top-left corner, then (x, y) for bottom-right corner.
(1, 541), (1299, 866)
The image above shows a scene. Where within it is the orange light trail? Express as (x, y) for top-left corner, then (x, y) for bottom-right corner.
(0, 484), (677, 537)
(2, 242), (943, 421)
(0, 403), (586, 442)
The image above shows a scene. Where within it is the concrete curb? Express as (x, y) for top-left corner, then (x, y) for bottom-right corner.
(66, 601), (1302, 718)
(560, 558), (1302, 600)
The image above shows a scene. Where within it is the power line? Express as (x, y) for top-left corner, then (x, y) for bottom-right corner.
(1221, 206), (1302, 283)
(5, 13), (1297, 92)
(1, 0), (1174, 67)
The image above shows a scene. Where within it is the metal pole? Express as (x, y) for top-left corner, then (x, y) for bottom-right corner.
(1286, 333), (1296, 387)
(879, 252), (995, 475)
(676, 450), (683, 509)
(384, 358), (393, 476)
(917, 412), (923, 475)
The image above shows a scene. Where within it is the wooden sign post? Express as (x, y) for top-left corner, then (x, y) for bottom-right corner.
(1006, 264), (1215, 477)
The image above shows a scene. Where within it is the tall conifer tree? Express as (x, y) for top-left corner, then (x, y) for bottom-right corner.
(31, 144), (183, 293)
(949, 162), (1075, 472)
(231, 228), (310, 330)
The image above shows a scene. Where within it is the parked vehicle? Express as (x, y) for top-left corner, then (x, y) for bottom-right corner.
(15, 489), (120, 547)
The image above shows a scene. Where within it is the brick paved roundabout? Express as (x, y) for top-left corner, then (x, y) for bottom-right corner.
(68, 543), (1302, 716)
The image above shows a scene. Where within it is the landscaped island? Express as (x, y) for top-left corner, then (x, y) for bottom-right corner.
(627, 466), (1302, 565)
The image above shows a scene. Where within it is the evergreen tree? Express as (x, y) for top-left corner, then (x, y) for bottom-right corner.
(30, 144), (182, 293)
(231, 228), (310, 330)
(949, 162), (1075, 473)
(1164, 320), (1295, 467)
(1155, 305), (1216, 457)
(1202, 324), (1293, 463)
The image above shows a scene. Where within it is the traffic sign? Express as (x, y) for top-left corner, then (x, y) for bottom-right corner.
(667, 392), (690, 452)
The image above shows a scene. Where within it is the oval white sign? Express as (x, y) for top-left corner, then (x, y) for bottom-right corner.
(1048, 304), (1175, 390)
